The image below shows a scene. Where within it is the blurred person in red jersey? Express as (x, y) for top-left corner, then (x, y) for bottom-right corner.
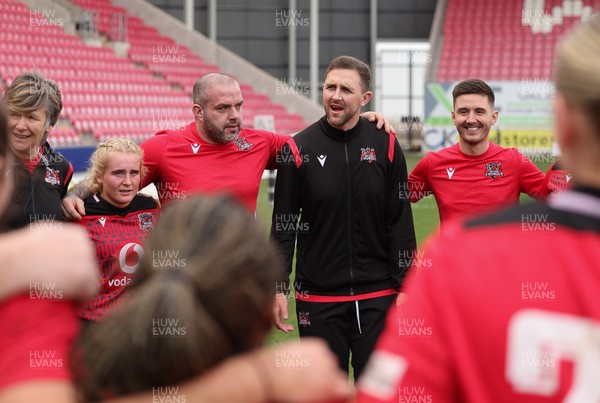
(357, 14), (600, 403)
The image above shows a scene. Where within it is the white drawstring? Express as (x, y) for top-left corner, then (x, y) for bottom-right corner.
(355, 300), (362, 334)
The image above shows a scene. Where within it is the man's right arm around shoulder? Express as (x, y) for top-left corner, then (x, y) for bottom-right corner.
(61, 180), (91, 220)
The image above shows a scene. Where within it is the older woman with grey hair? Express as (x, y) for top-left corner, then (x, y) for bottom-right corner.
(3, 71), (73, 229)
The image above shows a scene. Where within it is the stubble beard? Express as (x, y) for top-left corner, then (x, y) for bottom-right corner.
(325, 104), (360, 129)
(203, 117), (240, 144)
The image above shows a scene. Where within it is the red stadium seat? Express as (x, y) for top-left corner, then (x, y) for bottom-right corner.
(437, 0), (600, 81)
(0, 0), (308, 143)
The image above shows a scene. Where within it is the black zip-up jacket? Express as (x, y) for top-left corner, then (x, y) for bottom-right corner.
(5, 143), (73, 230)
(270, 116), (416, 296)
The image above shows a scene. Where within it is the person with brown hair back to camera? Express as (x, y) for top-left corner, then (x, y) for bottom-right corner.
(73, 195), (353, 403)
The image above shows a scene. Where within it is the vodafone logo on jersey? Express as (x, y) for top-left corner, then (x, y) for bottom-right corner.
(118, 243), (144, 274)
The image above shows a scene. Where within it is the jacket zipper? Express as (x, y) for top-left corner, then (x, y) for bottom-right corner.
(344, 140), (354, 296)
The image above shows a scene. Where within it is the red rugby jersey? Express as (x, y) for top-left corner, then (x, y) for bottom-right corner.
(357, 189), (600, 403)
(78, 194), (159, 321)
(141, 122), (289, 212)
(0, 294), (79, 390)
(409, 142), (545, 223)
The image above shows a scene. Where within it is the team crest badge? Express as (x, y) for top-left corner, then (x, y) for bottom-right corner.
(298, 311), (311, 327)
(234, 137), (254, 151)
(44, 167), (60, 186)
(485, 162), (504, 179)
(549, 172), (571, 192)
(360, 147), (377, 164)
(137, 213), (155, 232)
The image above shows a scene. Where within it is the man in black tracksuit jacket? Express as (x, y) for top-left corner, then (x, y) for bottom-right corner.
(271, 56), (416, 379)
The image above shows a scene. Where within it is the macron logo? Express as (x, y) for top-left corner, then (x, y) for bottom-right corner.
(98, 217), (106, 227)
(317, 155), (327, 167)
(191, 143), (201, 154)
(446, 167), (455, 179)
(566, 174), (572, 183)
